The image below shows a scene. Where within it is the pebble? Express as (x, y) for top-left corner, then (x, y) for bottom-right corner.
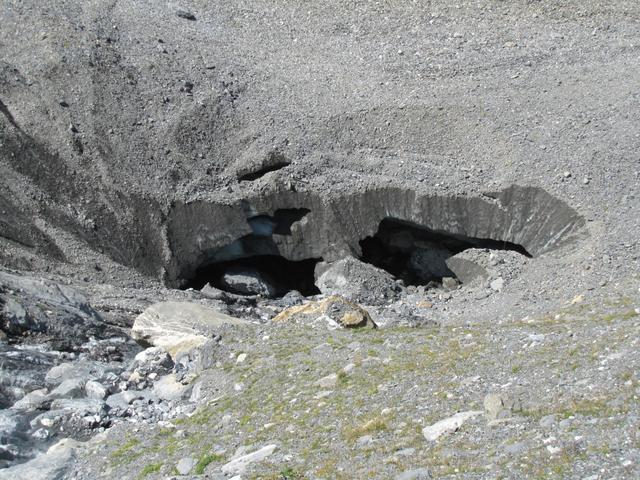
(539, 414), (558, 429)
(395, 468), (431, 480)
(176, 10), (196, 21)
(490, 277), (504, 292)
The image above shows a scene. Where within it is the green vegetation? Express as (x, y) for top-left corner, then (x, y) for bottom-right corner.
(138, 463), (162, 478)
(194, 453), (224, 475)
(110, 438), (143, 465)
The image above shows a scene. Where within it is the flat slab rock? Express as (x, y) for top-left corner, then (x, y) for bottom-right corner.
(422, 411), (483, 441)
(131, 301), (245, 358)
(221, 444), (277, 475)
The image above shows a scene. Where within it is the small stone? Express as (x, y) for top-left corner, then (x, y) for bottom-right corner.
(236, 353), (247, 364)
(539, 414), (558, 429)
(85, 380), (108, 400)
(583, 177), (590, 185)
(490, 277), (504, 292)
(316, 373), (338, 388)
(176, 10), (196, 21)
(395, 467), (431, 480)
(441, 277), (458, 291)
(176, 457), (195, 475)
(504, 441), (529, 456)
(342, 363), (355, 374)
(563, 171), (571, 178)
(570, 294), (584, 305)
(422, 411), (482, 441)
(395, 447), (415, 457)
(483, 393), (504, 420)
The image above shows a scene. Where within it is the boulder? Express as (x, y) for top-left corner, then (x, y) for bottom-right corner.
(0, 410), (32, 468)
(273, 295), (376, 329)
(408, 245), (455, 282)
(132, 346), (174, 374)
(45, 361), (121, 388)
(47, 378), (85, 400)
(11, 389), (49, 411)
(0, 271), (118, 350)
(316, 257), (401, 305)
(84, 381), (108, 400)
(131, 301), (245, 359)
(0, 438), (78, 480)
(445, 248), (529, 286)
(153, 374), (191, 401)
(220, 267), (279, 297)
(0, 342), (56, 408)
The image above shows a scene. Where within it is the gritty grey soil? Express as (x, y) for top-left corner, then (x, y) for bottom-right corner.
(0, 0), (639, 479)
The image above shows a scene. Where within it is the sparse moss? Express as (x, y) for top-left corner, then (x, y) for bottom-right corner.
(138, 463), (162, 478)
(194, 453), (224, 474)
(343, 415), (389, 442)
(110, 438), (143, 465)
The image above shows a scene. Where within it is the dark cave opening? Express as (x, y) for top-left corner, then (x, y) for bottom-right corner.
(360, 218), (531, 286)
(180, 207), (318, 297)
(184, 254), (322, 297)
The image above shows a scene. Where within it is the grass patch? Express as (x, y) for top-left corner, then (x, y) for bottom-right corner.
(138, 463), (162, 478)
(110, 437), (143, 465)
(343, 415), (389, 442)
(194, 453), (224, 474)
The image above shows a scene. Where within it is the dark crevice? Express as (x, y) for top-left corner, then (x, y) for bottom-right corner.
(360, 217), (531, 286)
(237, 152), (290, 181)
(183, 255), (321, 297)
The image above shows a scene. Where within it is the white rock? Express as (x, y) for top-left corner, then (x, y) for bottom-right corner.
(422, 411), (483, 441)
(490, 277), (504, 292)
(131, 301), (245, 359)
(316, 373), (338, 388)
(236, 353), (247, 364)
(85, 381), (107, 400)
(153, 374), (191, 401)
(221, 444), (277, 475)
(176, 457), (195, 475)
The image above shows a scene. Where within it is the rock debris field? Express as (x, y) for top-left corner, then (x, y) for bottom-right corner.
(0, 1), (639, 479)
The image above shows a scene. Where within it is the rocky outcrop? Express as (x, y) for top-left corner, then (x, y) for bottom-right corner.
(0, 271), (119, 351)
(315, 257), (402, 305)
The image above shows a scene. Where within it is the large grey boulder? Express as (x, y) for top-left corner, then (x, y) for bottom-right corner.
(0, 271), (117, 351)
(445, 248), (530, 287)
(0, 342), (56, 408)
(45, 361), (121, 388)
(131, 301), (245, 359)
(408, 245), (455, 282)
(316, 257), (402, 306)
(0, 438), (78, 480)
(220, 267), (279, 297)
